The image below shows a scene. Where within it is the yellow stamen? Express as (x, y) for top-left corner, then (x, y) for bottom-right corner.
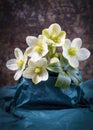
(68, 47), (77, 56)
(34, 43), (43, 54)
(34, 67), (42, 74)
(53, 38), (58, 43)
(16, 59), (24, 69)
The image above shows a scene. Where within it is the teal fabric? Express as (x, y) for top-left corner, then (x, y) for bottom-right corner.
(0, 75), (93, 130)
(11, 77), (86, 110)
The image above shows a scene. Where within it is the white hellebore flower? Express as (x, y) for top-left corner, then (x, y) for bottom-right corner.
(63, 38), (91, 68)
(42, 23), (66, 47)
(23, 58), (48, 84)
(25, 36), (48, 61)
(6, 48), (27, 80)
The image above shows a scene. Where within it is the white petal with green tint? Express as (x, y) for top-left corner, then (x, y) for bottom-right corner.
(32, 75), (41, 84)
(42, 29), (49, 38)
(21, 56), (27, 70)
(6, 59), (18, 70)
(49, 23), (61, 37)
(25, 47), (32, 56)
(26, 36), (38, 47)
(68, 57), (79, 68)
(77, 48), (91, 61)
(23, 67), (34, 79)
(28, 59), (35, 67)
(71, 38), (82, 49)
(63, 48), (69, 59)
(14, 70), (23, 80)
(31, 52), (42, 61)
(40, 69), (48, 80)
(32, 69), (48, 84)
(14, 48), (23, 59)
(63, 39), (71, 49)
(35, 58), (47, 68)
(57, 31), (66, 45)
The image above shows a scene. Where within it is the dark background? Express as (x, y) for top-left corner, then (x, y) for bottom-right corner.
(0, 0), (93, 87)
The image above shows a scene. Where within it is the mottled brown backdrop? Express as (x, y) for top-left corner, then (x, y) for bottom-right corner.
(0, 0), (93, 87)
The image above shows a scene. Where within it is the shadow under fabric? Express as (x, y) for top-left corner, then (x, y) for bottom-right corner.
(0, 74), (93, 130)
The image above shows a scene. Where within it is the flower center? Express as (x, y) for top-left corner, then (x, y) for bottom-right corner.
(34, 67), (42, 74)
(16, 59), (24, 69)
(34, 43), (43, 54)
(49, 35), (58, 43)
(53, 38), (58, 43)
(68, 47), (77, 56)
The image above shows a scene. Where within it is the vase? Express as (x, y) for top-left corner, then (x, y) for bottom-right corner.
(10, 72), (86, 110)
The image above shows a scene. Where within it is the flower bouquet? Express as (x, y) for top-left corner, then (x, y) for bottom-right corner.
(6, 23), (90, 89)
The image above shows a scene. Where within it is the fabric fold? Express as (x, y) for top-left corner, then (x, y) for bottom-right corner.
(0, 77), (93, 130)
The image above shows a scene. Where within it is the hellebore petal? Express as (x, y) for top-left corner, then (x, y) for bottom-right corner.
(77, 48), (91, 61)
(14, 48), (24, 59)
(71, 38), (82, 49)
(14, 70), (23, 80)
(26, 36), (38, 47)
(6, 59), (18, 71)
(48, 23), (61, 37)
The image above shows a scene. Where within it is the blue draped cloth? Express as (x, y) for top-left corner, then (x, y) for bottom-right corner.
(0, 76), (93, 130)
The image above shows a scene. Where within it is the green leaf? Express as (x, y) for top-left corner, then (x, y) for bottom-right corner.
(67, 67), (82, 86)
(47, 62), (62, 73)
(59, 55), (69, 67)
(55, 73), (71, 89)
